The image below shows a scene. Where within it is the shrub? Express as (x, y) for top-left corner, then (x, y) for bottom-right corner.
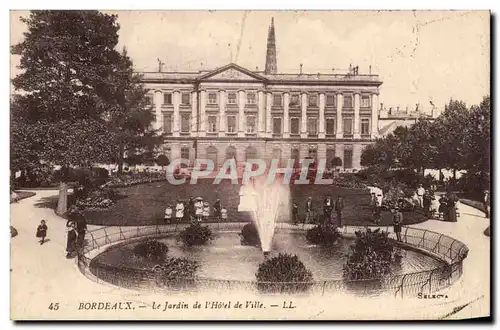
(306, 225), (341, 247)
(74, 187), (118, 210)
(255, 253), (313, 293)
(154, 257), (199, 288)
(240, 223), (261, 247)
(179, 223), (214, 246)
(343, 228), (395, 281)
(133, 239), (169, 262)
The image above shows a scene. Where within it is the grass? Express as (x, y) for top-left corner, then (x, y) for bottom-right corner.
(11, 191), (36, 203)
(77, 179), (427, 227)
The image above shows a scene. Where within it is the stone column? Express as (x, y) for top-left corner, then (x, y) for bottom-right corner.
(353, 144), (363, 170)
(335, 93), (343, 139)
(199, 90), (206, 137)
(319, 93), (326, 138)
(266, 92), (272, 136)
(283, 92), (290, 138)
(258, 90), (265, 135)
(238, 90), (245, 137)
(173, 90), (180, 137)
(191, 91), (198, 134)
(154, 90), (162, 131)
(300, 93), (307, 138)
(371, 93), (379, 139)
(317, 143), (327, 164)
(354, 93), (360, 139)
(219, 90), (226, 137)
(335, 144), (344, 171)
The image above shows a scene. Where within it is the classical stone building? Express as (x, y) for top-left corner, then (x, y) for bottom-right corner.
(141, 18), (384, 172)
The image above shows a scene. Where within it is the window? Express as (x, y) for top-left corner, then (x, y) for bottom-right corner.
(208, 93), (217, 105)
(246, 116), (256, 133)
(343, 94), (353, 108)
(163, 114), (172, 134)
(308, 94), (318, 107)
(307, 118), (318, 135)
(291, 148), (300, 166)
(290, 117), (300, 135)
(247, 93), (256, 104)
(227, 115), (237, 133)
(163, 93), (172, 105)
(227, 92), (237, 105)
(361, 95), (371, 108)
(289, 94), (300, 107)
(326, 118), (336, 135)
(343, 118), (353, 135)
(145, 95), (153, 106)
(326, 94), (336, 107)
(181, 92), (191, 105)
(180, 114), (190, 133)
(344, 149), (353, 169)
(208, 115), (217, 133)
(206, 146), (218, 168)
(273, 117), (282, 135)
(273, 93), (282, 106)
(361, 118), (370, 135)
(180, 147), (190, 167)
(326, 149), (335, 169)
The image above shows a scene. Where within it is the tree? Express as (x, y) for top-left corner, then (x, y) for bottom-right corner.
(11, 11), (123, 215)
(156, 154), (170, 169)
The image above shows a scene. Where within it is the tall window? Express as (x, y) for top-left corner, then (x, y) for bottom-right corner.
(180, 114), (190, 133)
(206, 146), (218, 168)
(290, 117), (300, 135)
(247, 92), (256, 104)
(343, 118), (353, 135)
(273, 93), (282, 106)
(273, 117), (282, 135)
(227, 115), (237, 133)
(307, 118), (318, 135)
(326, 94), (336, 107)
(208, 93), (217, 105)
(145, 95), (153, 106)
(291, 148), (300, 167)
(246, 116), (256, 133)
(308, 94), (318, 107)
(227, 92), (237, 104)
(326, 118), (336, 135)
(361, 95), (371, 108)
(343, 94), (353, 108)
(163, 93), (172, 105)
(344, 149), (353, 169)
(208, 115), (217, 133)
(361, 118), (370, 135)
(163, 114), (172, 134)
(289, 94), (300, 107)
(180, 147), (190, 167)
(181, 92), (191, 105)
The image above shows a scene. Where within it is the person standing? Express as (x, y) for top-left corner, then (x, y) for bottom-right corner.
(36, 219), (48, 245)
(335, 196), (345, 228)
(416, 184), (425, 208)
(422, 189), (433, 217)
(323, 196), (334, 218)
(202, 202), (210, 222)
(439, 194), (449, 221)
(213, 199), (222, 222)
(305, 197), (313, 224)
(292, 201), (299, 225)
(447, 191), (459, 222)
(392, 206), (403, 242)
(175, 199), (185, 223)
(66, 222), (78, 258)
(187, 197), (196, 222)
(195, 197), (203, 222)
(75, 210), (87, 250)
(484, 190), (490, 218)
(164, 204), (173, 224)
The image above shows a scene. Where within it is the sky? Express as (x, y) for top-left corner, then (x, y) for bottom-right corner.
(10, 10), (490, 110)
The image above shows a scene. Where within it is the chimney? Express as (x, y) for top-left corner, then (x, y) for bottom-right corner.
(369, 65), (372, 74)
(397, 106), (400, 113)
(405, 106), (409, 113)
(317, 72), (320, 78)
(300, 64), (303, 75)
(256, 66), (259, 71)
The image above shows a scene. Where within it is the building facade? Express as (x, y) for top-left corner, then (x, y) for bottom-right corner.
(141, 19), (384, 172)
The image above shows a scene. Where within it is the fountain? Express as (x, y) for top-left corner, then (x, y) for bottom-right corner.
(243, 176), (290, 256)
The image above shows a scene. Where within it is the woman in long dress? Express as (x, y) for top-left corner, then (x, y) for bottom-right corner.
(447, 192), (459, 222)
(66, 222), (78, 258)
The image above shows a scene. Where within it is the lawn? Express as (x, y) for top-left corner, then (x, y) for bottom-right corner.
(81, 179), (427, 227)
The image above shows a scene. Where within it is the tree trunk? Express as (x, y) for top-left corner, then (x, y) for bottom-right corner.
(453, 168), (457, 181)
(117, 142), (125, 176)
(56, 181), (69, 216)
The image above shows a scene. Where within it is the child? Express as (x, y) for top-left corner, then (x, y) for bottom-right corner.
(175, 199), (185, 223)
(221, 207), (228, 221)
(36, 219), (48, 245)
(195, 197), (203, 222)
(164, 204), (173, 224)
(392, 206), (403, 242)
(202, 202), (210, 222)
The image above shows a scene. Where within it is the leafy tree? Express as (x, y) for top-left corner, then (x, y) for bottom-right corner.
(156, 154), (170, 168)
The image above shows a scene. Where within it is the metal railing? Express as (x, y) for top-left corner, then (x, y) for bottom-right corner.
(77, 222), (468, 298)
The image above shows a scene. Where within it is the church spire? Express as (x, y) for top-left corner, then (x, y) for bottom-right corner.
(265, 17), (277, 74)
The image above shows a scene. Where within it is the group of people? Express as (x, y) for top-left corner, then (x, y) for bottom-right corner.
(291, 195), (345, 228)
(164, 198), (228, 224)
(65, 207), (87, 258)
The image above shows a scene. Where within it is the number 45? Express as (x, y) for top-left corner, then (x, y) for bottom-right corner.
(48, 303), (59, 311)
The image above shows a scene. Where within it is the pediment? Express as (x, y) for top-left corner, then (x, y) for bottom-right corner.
(199, 63), (266, 82)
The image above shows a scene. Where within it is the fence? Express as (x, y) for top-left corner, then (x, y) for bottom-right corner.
(77, 222), (468, 298)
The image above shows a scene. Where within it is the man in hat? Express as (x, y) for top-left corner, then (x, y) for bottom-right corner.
(213, 199), (222, 222)
(305, 197), (313, 224)
(292, 200), (299, 225)
(391, 205), (403, 242)
(416, 184), (425, 208)
(335, 196), (345, 228)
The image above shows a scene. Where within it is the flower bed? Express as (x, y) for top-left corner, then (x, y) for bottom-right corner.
(74, 188), (118, 210)
(103, 174), (167, 188)
(331, 177), (367, 189)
